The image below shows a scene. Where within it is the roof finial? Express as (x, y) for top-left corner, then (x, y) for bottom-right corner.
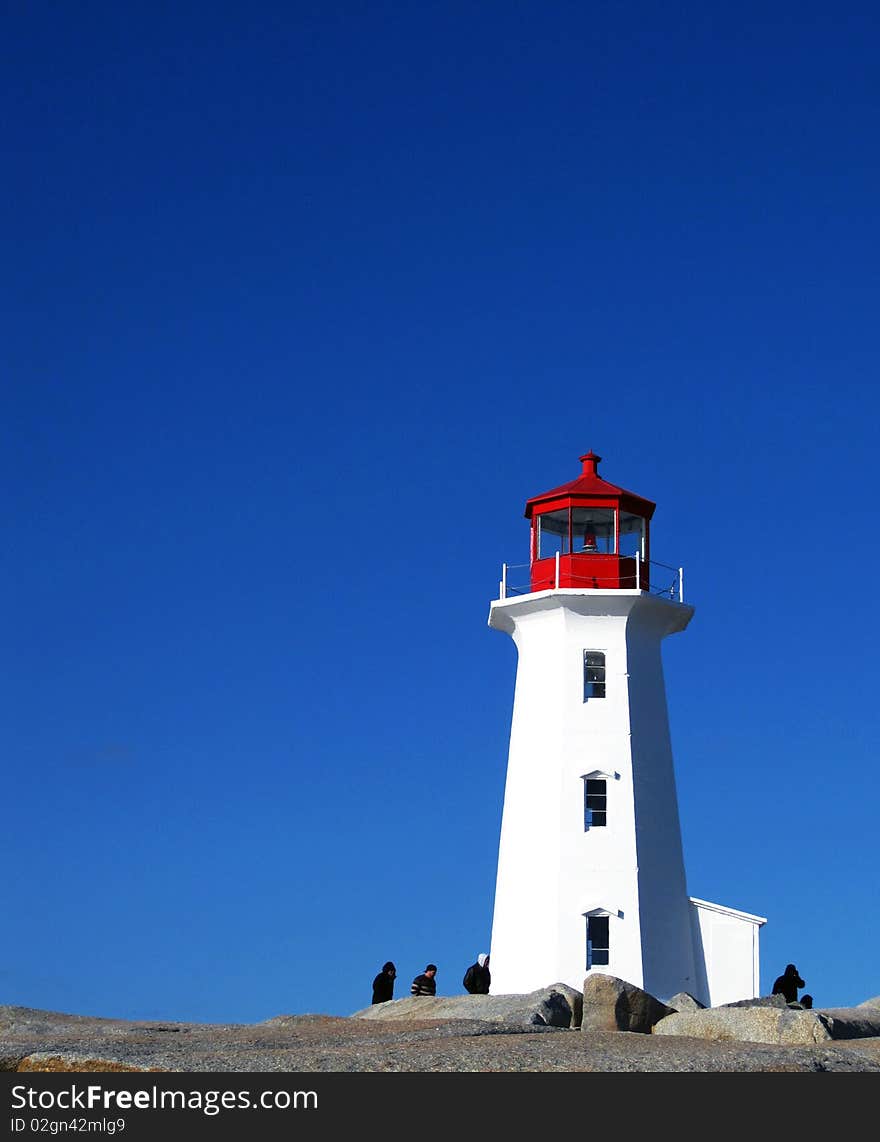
(579, 450), (602, 476)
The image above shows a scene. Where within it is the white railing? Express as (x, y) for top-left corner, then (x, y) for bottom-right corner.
(498, 558), (684, 602)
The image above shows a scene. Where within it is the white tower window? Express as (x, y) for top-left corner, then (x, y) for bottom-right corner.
(583, 650), (606, 699)
(586, 914), (610, 967)
(584, 778), (607, 828)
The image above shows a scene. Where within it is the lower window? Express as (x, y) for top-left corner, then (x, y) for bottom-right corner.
(587, 915), (610, 967)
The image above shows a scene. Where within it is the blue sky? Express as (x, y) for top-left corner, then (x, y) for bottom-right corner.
(4, 1), (878, 1022)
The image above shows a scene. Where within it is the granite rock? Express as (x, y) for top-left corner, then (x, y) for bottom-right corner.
(2, 1003), (879, 1072)
(721, 994), (791, 1009)
(667, 992), (705, 1013)
(352, 985), (583, 1029)
(581, 974), (675, 1034)
(652, 1006), (834, 1045)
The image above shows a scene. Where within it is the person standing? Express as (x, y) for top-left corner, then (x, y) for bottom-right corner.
(771, 963), (805, 1003)
(371, 962), (397, 1004)
(410, 964), (438, 996)
(463, 953), (491, 995)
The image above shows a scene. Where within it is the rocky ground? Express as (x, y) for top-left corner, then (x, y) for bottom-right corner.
(3, 1004), (880, 1073)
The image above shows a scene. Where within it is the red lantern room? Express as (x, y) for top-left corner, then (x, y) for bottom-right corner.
(525, 451), (654, 592)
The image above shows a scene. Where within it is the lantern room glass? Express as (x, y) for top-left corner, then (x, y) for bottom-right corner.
(537, 509), (571, 558)
(572, 508), (615, 554)
(537, 507), (622, 558)
(618, 512), (646, 559)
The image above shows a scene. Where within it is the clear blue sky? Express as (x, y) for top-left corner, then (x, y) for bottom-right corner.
(4, 1), (878, 1022)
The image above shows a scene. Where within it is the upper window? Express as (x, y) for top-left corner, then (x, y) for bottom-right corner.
(584, 651), (606, 699)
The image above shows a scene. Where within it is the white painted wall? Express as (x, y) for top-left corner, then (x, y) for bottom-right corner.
(689, 897), (766, 1007)
(488, 588), (699, 1000)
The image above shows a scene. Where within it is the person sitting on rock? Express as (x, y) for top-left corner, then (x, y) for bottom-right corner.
(371, 961), (397, 1004)
(411, 964), (437, 996)
(463, 954), (491, 995)
(771, 963), (805, 1003)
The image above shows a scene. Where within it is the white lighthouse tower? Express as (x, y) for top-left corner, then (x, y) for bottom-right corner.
(488, 451), (765, 1005)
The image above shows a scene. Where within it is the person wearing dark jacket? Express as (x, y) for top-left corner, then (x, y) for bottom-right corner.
(371, 962), (396, 1004)
(463, 953), (491, 995)
(771, 963), (805, 1003)
(410, 964), (437, 996)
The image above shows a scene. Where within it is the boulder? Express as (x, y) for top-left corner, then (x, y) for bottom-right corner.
(15, 1053), (165, 1072)
(721, 994), (790, 1009)
(804, 1006), (880, 1040)
(652, 1006), (834, 1045)
(351, 984), (583, 1028)
(581, 974), (675, 1034)
(667, 992), (705, 1013)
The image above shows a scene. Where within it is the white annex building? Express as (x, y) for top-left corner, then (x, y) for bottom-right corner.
(488, 451), (765, 1007)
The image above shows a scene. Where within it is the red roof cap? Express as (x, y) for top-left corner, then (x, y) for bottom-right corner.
(524, 451), (656, 518)
(580, 450), (602, 476)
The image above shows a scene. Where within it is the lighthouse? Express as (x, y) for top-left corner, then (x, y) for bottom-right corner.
(488, 451), (765, 1006)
